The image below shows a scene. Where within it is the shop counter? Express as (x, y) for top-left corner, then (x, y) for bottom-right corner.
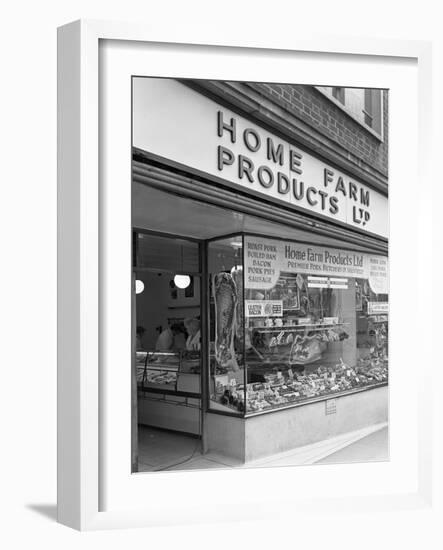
(138, 372), (201, 435)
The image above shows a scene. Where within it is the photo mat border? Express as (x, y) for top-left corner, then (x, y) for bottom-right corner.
(57, 19), (433, 530)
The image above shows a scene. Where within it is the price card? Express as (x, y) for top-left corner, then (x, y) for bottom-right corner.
(230, 378), (237, 387)
(277, 371), (283, 379)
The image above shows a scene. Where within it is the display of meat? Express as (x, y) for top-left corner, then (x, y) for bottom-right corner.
(289, 334), (324, 365)
(213, 272), (240, 371)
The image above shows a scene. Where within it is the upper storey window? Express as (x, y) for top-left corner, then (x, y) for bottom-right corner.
(317, 87), (384, 140)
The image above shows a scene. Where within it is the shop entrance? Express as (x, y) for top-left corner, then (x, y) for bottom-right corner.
(134, 231), (204, 471)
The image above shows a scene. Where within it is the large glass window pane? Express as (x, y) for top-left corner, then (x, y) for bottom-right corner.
(243, 235), (389, 414)
(355, 279), (388, 375)
(207, 236), (245, 415)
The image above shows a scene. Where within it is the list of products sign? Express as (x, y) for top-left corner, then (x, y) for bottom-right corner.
(245, 235), (388, 294)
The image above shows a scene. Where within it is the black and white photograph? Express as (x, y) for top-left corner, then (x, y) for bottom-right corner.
(4, 0), (439, 542)
(132, 78), (389, 472)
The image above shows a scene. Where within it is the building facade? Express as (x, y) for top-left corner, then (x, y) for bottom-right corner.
(133, 78), (389, 469)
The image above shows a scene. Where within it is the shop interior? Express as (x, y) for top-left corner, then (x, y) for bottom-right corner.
(133, 183), (388, 472)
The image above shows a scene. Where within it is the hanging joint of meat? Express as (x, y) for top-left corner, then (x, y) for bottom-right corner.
(231, 265), (250, 348)
(213, 272), (240, 371)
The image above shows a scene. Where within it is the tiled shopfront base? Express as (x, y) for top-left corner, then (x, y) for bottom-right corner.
(205, 386), (388, 463)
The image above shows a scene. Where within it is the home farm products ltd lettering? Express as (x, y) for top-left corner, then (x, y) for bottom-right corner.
(216, 110), (371, 227)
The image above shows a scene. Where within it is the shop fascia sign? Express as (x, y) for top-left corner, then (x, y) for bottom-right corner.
(217, 111), (373, 229)
(244, 235), (388, 294)
(132, 79), (388, 238)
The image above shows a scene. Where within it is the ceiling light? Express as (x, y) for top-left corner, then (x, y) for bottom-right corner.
(174, 274), (191, 289)
(135, 280), (144, 294)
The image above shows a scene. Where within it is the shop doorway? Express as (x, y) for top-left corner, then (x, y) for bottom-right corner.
(133, 231), (204, 471)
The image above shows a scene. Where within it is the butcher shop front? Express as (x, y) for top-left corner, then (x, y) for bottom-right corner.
(132, 77), (389, 470)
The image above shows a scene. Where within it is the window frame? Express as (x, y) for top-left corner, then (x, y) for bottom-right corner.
(316, 86), (385, 141)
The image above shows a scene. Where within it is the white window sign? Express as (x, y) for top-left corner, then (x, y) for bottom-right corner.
(244, 235), (388, 294)
(245, 300), (283, 317)
(368, 302), (389, 314)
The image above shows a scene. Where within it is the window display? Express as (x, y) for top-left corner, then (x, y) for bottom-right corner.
(208, 236), (245, 414)
(208, 234), (389, 415)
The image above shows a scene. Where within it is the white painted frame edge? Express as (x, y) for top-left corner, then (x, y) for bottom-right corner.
(57, 19), (433, 531)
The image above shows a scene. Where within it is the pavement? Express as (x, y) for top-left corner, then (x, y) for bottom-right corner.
(315, 426), (389, 464)
(138, 425), (389, 472)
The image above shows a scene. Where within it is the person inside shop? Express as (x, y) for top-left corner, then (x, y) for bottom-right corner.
(155, 323), (186, 351)
(184, 318), (201, 351)
(172, 324), (187, 350)
(136, 325), (145, 351)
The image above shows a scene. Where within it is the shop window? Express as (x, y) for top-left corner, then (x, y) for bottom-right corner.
(332, 87), (345, 104)
(363, 89), (382, 135)
(208, 234), (388, 416)
(208, 235), (245, 415)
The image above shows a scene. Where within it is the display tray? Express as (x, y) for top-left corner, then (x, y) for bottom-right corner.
(209, 382), (388, 418)
(243, 382), (388, 417)
(211, 352), (388, 415)
(251, 322), (349, 333)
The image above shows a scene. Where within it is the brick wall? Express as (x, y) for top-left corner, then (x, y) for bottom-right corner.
(245, 83), (389, 181)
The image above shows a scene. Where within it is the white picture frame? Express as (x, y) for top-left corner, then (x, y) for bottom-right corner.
(57, 19), (434, 531)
